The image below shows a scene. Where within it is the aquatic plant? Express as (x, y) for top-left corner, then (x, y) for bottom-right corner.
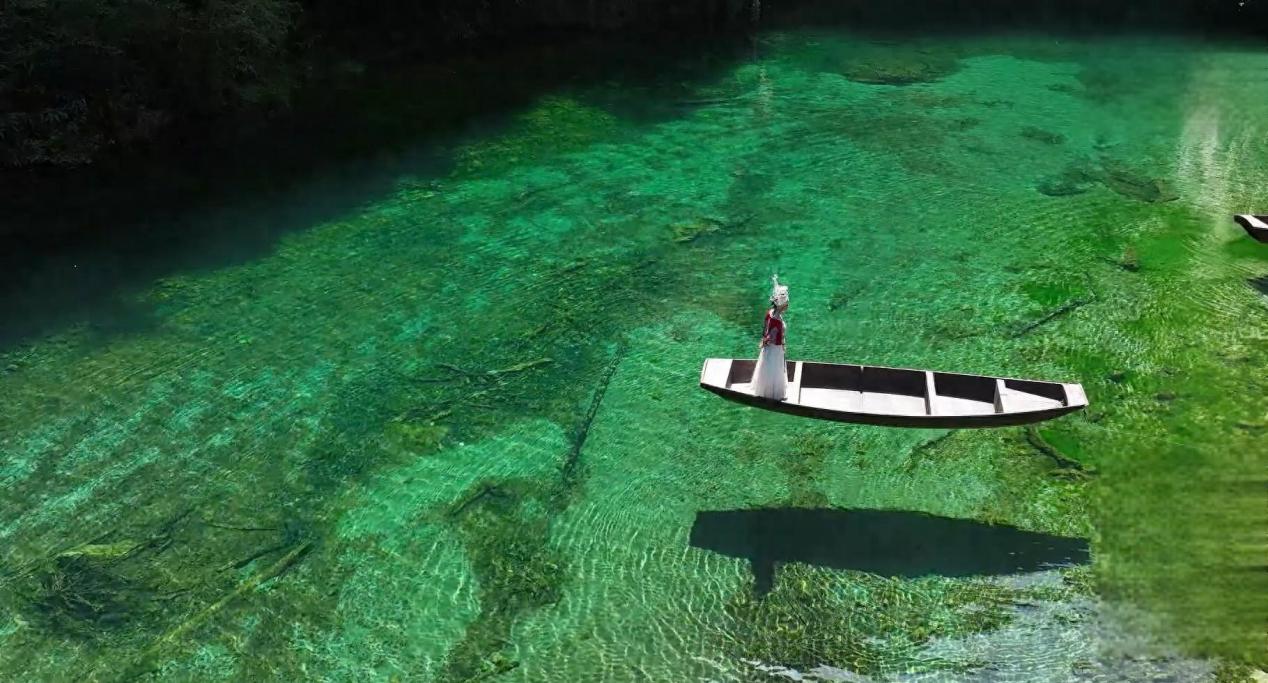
(22, 552), (156, 639)
(722, 564), (1015, 676)
(453, 96), (619, 177)
(1024, 427), (1093, 477)
(382, 419), (450, 457)
(431, 345), (622, 679)
(1212, 661), (1259, 683)
(9, 519), (194, 644)
(1035, 162), (1099, 197)
(902, 431), (957, 474)
(1101, 162), (1179, 203)
(671, 217), (725, 243)
(1034, 157), (1179, 204)
(1117, 245), (1141, 272)
(1020, 126), (1066, 145)
(5, 508), (314, 680)
(780, 433), (834, 508)
(439, 479), (565, 682)
(838, 49), (961, 86)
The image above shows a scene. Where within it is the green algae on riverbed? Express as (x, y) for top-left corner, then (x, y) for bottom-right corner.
(723, 567), (1017, 675)
(1, 29), (1267, 681)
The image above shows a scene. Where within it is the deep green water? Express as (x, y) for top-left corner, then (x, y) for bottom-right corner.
(2, 29), (1267, 682)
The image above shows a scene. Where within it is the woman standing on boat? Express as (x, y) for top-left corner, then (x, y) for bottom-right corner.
(752, 275), (789, 400)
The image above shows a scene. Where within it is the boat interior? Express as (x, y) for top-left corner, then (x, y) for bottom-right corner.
(708, 359), (1074, 416)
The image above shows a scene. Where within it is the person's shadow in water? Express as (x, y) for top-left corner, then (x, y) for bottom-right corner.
(689, 507), (1090, 595)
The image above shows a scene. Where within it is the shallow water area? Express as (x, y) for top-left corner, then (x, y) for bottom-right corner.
(1, 28), (1266, 682)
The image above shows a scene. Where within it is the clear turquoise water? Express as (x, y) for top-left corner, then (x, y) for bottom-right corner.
(1, 29), (1266, 682)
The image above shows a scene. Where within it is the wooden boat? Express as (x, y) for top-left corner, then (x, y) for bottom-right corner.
(1234, 214), (1268, 243)
(699, 358), (1088, 428)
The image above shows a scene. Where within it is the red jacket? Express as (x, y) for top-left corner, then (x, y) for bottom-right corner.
(763, 311), (785, 346)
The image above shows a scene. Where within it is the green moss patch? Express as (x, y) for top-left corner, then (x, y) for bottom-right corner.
(722, 565), (1014, 676)
(839, 49), (962, 86)
(454, 96), (619, 177)
(439, 479), (565, 682)
(1101, 162), (1179, 204)
(1020, 127), (1066, 145)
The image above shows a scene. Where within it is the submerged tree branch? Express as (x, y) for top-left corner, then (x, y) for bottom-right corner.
(561, 346), (625, 486)
(1012, 295), (1094, 338)
(1023, 427), (1092, 477)
(123, 540), (314, 680)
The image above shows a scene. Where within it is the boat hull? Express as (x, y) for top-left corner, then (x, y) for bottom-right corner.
(1234, 215), (1268, 243)
(699, 358), (1087, 429)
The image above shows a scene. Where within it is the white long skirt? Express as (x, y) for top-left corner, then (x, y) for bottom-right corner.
(751, 343), (787, 400)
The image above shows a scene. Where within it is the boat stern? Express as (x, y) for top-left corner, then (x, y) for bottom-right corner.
(1063, 383), (1089, 409)
(699, 358), (733, 390)
(1234, 214), (1268, 243)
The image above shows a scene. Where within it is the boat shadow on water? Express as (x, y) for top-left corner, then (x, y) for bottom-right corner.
(689, 507), (1090, 595)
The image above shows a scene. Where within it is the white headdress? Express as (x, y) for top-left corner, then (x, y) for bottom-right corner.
(769, 274), (789, 307)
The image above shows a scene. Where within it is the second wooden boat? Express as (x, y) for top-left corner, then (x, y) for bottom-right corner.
(700, 358), (1087, 428)
(1234, 214), (1268, 243)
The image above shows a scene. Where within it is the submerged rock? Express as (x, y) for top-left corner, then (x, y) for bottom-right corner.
(1077, 67), (1132, 104)
(1035, 159), (1177, 203)
(1020, 126), (1065, 145)
(839, 50), (960, 86)
(1036, 164), (1098, 197)
(1093, 135), (1120, 153)
(882, 89), (968, 109)
(1036, 178), (1090, 197)
(670, 217), (723, 243)
(384, 419), (448, 455)
(1101, 163), (1179, 203)
(671, 214), (753, 244)
(1117, 246), (1141, 272)
(454, 96), (617, 176)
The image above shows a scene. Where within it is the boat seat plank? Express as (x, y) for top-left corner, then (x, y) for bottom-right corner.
(924, 371), (937, 416)
(788, 362), (804, 404)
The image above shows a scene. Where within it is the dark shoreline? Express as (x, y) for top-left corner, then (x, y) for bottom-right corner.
(4, 0), (1265, 236)
(766, 0), (1268, 33)
(3, 1), (1267, 322)
(0, 30), (761, 351)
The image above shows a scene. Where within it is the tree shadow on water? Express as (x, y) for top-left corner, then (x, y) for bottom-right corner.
(689, 507), (1090, 595)
(0, 157), (420, 351)
(0, 35), (755, 354)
